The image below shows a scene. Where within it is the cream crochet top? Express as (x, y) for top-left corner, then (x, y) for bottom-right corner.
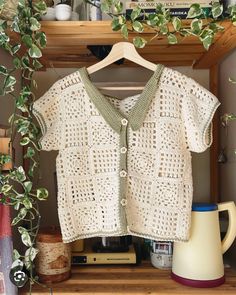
(33, 65), (220, 243)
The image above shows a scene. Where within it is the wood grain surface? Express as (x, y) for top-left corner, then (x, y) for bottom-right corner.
(19, 261), (236, 295)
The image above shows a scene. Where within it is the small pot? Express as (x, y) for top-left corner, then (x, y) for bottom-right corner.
(55, 4), (72, 21)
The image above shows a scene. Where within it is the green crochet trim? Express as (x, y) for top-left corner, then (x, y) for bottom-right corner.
(79, 64), (164, 133)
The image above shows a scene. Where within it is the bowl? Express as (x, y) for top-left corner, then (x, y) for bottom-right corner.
(55, 4), (72, 21)
(41, 7), (56, 21)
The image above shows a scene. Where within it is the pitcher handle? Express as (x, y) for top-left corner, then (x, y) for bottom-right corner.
(218, 201), (236, 254)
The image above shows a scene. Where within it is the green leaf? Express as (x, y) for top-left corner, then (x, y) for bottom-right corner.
(14, 201), (20, 211)
(25, 147), (35, 158)
(157, 15), (168, 27)
(21, 231), (32, 247)
(13, 249), (21, 261)
(167, 33), (178, 44)
(155, 3), (163, 13)
(187, 3), (202, 19)
(0, 20), (7, 32)
(36, 188), (49, 200)
(23, 181), (32, 193)
(24, 247), (39, 270)
(118, 15), (126, 25)
(11, 44), (21, 55)
(133, 36), (147, 48)
(201, 33), (214, 50)
(22, 35), (33, 48)
(4, 75), (16, 89)
(35, 32), (47, 48)
(28, 44), (42, 59)
(0, 33), (9, 45)
(24, 247), (39, 269)
(18, 226), (27, 235)
(0, 154), (11, 165)
(146, 14), (158, 26)
(191, 19), (203, 35)
(28, 162), (37, 178)
(10, 166), (26, 182)
(33, 59), (43, 70)
(132, 21), (144, 33)
(12, 216), (21, 226)
(101, 1), (110, 13)
(212, 1), (223, 19)
(232, 14), (236, 26)
(114, 1), (123, 14)
(13, 57), (21, 69)
(121, 24), (128, 39)
(30, 17), (41, 31)
(0, 65), (7, 75)
(16, 94), (28, 112)
(172, 17), (181, 31)
(160, 25), (168, 35)
(20, 137), (30, 146)
(23, 198), (32, 209)
(131, 6), (141, 21)
(18, 207), (27, 219)
(18, 0), (26, 8)
(111, 17), (121, 31)
(209, 22), (224, 33)
(22, 56), (30, 68)
(227, 4), (236, 16)
(33, 0), (47, 14)
(11, 19), (20, 33)
(1, 184), (12, 193)
(11, 259), (24, 270)
(16, 119), (30, 135)
(12, 208), (27, 225)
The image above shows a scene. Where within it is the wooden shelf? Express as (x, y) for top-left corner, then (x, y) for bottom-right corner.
(39, 20), (236, 69)
(19, 261), (236, 294)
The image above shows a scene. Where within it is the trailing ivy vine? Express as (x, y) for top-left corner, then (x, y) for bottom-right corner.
(0, 0), (48, 291)
(0, 0), (236, 293)
(88, 0), (236, 49)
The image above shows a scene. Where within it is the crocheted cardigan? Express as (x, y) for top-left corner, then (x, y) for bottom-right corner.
(33, 65), (220, 243)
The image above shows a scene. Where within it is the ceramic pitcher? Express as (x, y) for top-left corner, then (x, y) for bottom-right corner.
(171, 202), (236, 287)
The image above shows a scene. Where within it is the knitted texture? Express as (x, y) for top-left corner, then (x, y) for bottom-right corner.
(33, 66), (220, 243)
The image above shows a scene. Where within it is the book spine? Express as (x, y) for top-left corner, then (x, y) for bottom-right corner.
(126, 1), (212, 10)
(126, 7), (211, 19)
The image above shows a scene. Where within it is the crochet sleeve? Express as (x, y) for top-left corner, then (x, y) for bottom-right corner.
(33, 81), (61, 151)
(182, 78), (220, 153)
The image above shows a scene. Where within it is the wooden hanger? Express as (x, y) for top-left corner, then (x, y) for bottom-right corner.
(87, 42), (157, 91)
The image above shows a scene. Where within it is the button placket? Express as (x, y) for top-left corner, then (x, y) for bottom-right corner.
(120, 147), (127, 154)
(120, 199), (128, 206)
(119, 119), (129, 229)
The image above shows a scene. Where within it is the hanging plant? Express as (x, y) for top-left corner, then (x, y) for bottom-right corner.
(0, 0), (48, 292)
(87, 0), (236, 49)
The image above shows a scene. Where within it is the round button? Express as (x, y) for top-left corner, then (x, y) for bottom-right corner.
(120, 199), (127, 206)
(121, 118), (128, 126)
(120, 147), (127, 154)
(120, 170), (127, 177)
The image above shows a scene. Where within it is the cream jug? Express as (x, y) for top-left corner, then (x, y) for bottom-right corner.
(171, 202), (236, 287)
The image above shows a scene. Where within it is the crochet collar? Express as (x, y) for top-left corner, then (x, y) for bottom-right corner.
(79, 64), (164, 133)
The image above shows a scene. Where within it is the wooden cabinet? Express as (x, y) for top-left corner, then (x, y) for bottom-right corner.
(36, 20), (236, 202)
(20, 261), (236, 294)
(18, 20), (236, 294)
(40, 20), (236, 69)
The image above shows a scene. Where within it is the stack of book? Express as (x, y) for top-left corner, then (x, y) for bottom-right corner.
(126, 0), (213, 19)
